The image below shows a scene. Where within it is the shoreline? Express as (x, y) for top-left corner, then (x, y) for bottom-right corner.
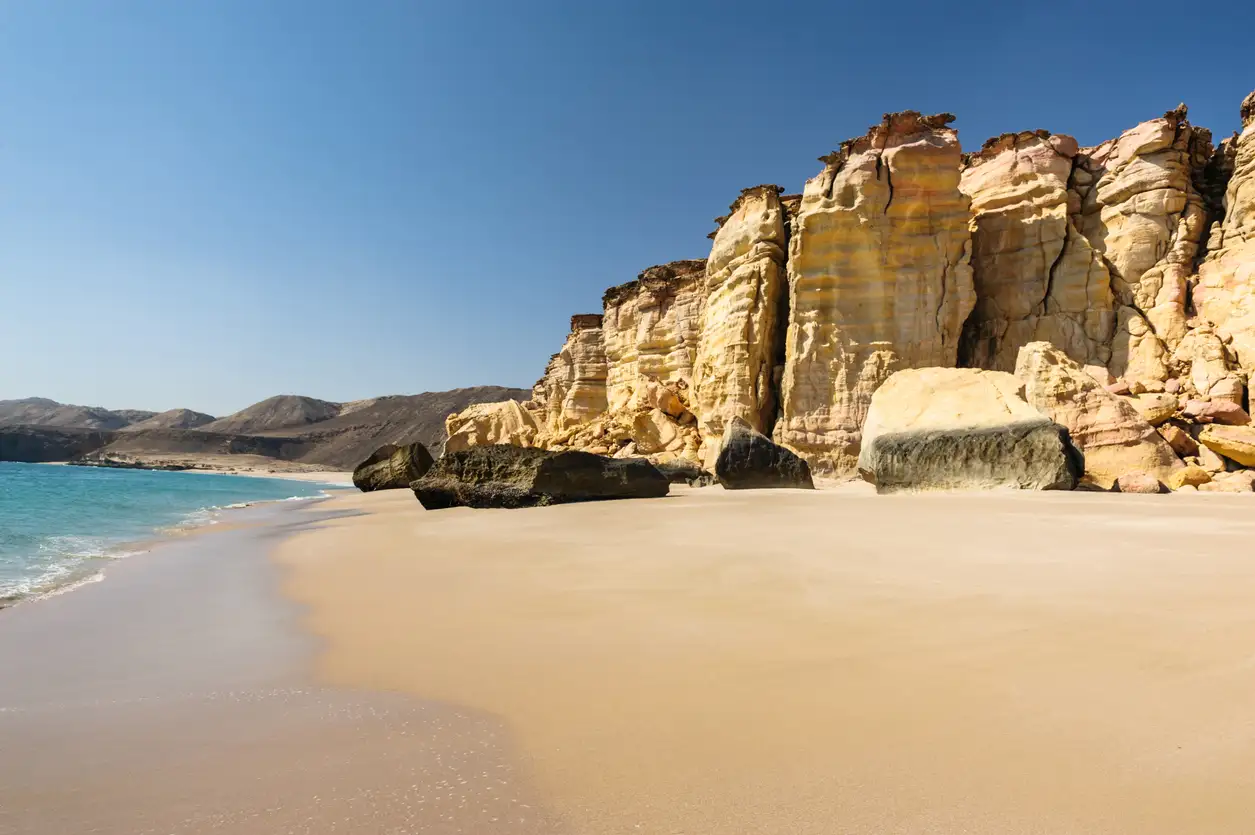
(0, 497), (564, 833)
(0, 465), (352, 611)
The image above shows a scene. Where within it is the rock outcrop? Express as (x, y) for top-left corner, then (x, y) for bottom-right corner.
(1196, 91), (1255, 382)
(1015, 342), (1184, 488)
(714, 416), (814, 490)
(411, 446), (669, 509)
(445, 400), (540, 452)
(529, 315), (609, 435)
(856, 368), (1080, 492)
(958, 131), (1114, 372)
(691, 186), (789, 466)
(353, 442), (434, 492)
(776, 112), (975, 475)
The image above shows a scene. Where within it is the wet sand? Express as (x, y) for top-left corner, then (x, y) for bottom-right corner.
(277, 486), (1255, 834)
(0, 501), (563, 835)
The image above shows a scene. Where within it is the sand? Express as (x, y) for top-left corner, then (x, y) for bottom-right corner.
(275, 485), (1255, 834)
(0, 500), (563, 835)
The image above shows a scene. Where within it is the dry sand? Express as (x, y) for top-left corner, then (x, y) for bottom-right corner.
(277, 485), (1255, 834)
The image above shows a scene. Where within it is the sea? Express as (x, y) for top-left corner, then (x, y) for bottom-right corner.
(0, 462), (339, 606)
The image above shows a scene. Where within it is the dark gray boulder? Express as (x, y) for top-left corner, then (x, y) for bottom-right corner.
(353, 442), (434, 492)
(714, 417), (814, 490)
(412, 445), (669, 509)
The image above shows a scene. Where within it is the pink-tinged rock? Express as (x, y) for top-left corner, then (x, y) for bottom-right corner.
(1198, 471), (1255, 493)
(1182, 399), (1251, 425)
(1165, 378), (1181, 394)
(1115, 472), (1164, 494)
(1105, 380), (1131, 395)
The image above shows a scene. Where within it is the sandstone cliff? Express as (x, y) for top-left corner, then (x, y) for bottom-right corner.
(443, 90), (1255, 491)
(1196, 91), (1255, 384)
(691, 186), (788, 465)
(775, 112), (975, 475)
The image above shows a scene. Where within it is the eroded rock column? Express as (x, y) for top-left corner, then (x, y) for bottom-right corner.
(691, 185), (789, 467)
(776, 112), (975, 476)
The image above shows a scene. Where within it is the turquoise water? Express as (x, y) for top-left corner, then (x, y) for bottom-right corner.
(0, 462), (338, 604)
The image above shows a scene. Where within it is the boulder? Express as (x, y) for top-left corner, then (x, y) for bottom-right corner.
(1115, 472), (1164, 494)
(1157, 423), (1199, 458)
(1181, 399), (1251, 426)
(653, 458), (716, 487)
(1166, 465), (1212, 491)
(1015, 342), (1184, 488)
(353, 442), (435, 492)
(411, 445), (669, 510)
(714, 416), (814, 490)
(1197, 443), (1228, 473)
(856, 368), (1080, 492)
(1198, 425), (1255, 467)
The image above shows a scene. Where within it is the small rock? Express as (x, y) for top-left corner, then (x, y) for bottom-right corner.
(1105, 379), (1131, 395)
(1115, 472), (1164, 494)
(1165, 378), (1181, 394)
(1127, 393), (1177, 426)
(1198, 443), (1227, 472)
(653, 458), (716, 487)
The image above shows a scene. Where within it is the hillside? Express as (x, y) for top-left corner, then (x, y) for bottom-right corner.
(0, 386), (530, 469)
(199, 395), (342, 435)
(0, 398), (156, 430)
(120, 408), (217, 432)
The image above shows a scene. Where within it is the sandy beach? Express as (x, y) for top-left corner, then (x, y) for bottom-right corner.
(277, 486), (1255, 834)
(5, 484), (1255, 833)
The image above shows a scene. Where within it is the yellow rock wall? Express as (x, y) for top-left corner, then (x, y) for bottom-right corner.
(691, 185), (789, 466)
(959, 131), (1114, 371)
(776, 112), (975, 476)
(1196, 91), (1255, 380)
(529, 315), (608, 434)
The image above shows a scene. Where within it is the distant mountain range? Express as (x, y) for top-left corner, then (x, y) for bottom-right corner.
(0, 388), (529, 469)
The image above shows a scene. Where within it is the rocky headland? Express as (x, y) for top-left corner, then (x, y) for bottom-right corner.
(446, 90), (1255, 494)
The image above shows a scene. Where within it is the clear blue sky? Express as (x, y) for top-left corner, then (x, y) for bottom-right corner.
(2, 1), (1252, 416)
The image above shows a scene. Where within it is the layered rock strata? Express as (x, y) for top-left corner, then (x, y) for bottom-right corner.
(691, 186), (789, 466)
(1196, 91), (1255, 381)
(776, 112), (976, 475)
(958, 131), (1113, 371)
(529, 315), (609, 434)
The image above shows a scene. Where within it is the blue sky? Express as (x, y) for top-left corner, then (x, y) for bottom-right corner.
(2, 1), (1252, 415)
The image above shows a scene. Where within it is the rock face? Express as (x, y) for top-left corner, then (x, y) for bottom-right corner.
(691, 186), (789, 466)
(958, 131), (1114, 372)
(1015, 342), (1184, 488)
(1196, 91), (1255, 381)
(714, 416), (814, 490)
(1078, 108), (1211, 375)
(352, 442), (434, 492)
(857, 368), (1080, 492)
(603, 261), (706, 414)
(445, 401), (540, 453)
(777, 112), (976, 476)
(530, 315), (609, 435)
(0, 426), (115, 463)
(411, 446), (669, 510)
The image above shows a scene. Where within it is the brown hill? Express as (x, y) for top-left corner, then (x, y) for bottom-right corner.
(0, 398), (155, 430)
(267, 386), (532, 468)
(120, 408), (217, 432)
(199, 395), (342, 435)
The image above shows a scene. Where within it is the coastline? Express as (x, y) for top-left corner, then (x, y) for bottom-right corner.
(0, 465), (351, 610)
(0, 497), (564, 834)
(277, 486), (1255, 834)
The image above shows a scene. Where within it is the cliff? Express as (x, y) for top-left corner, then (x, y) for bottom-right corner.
(445, 89), (1255, 487)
